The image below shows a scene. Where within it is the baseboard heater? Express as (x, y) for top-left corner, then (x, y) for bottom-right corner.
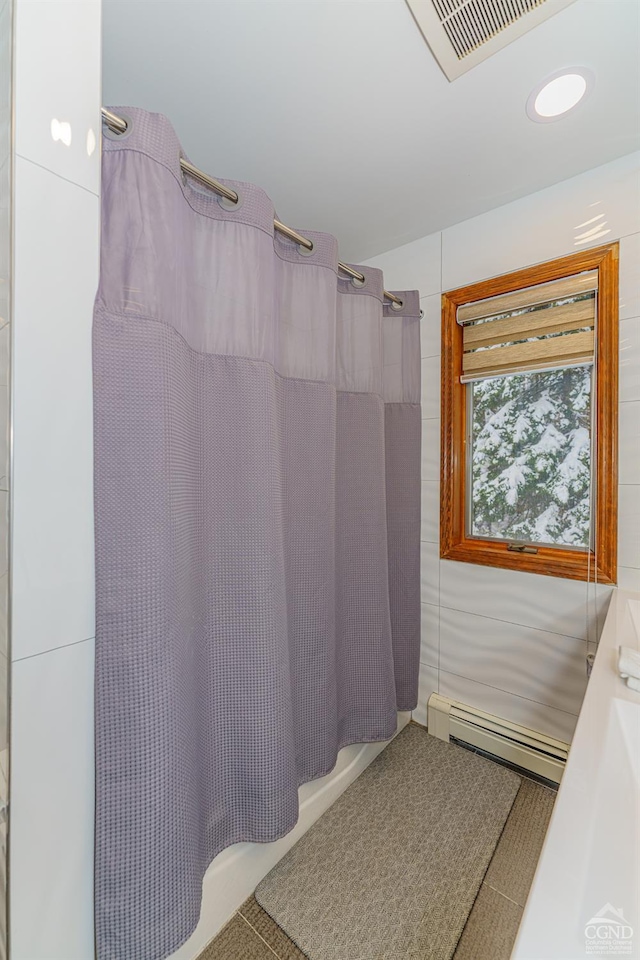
(427, 693), (569, 784)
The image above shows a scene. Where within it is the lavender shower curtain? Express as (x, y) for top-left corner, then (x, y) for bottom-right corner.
(93, 108), (421, 960)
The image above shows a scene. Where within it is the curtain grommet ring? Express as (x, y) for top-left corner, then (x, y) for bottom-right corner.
(102, 112), (134, 141)
(219, 191), (242, 212)
(351, 275), (366, 288)
(390, 299), (404, 311)
(297, 242), (315, 257)
(180, 154), (242, 211)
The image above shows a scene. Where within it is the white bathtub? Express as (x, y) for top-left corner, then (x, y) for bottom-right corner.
(513, 590), (640, 960)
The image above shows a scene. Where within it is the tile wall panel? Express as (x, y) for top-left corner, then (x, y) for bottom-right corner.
(420, 541), (439, 607)
(620, 316), (640, 403)
(0, 1), (10, 953)
(10, 640), (95, 960)
(421, 418), (439, 482)
(420, 293), (441, 360)
(618, 484), (640, 570)
(619, 233), (640, 321)
(11, 158), (98, 660)
(438, 670), (579, 744)
(420, 355), (440, 419)
(441, 152), (640, 291)
(363, 231), (441, 298)
(412, 664), (438, 728)
(14, 0), (101, 194)
(420, 602), (439, 670)
(439, 559), (611, 642)
(420, 481), (439, 544)
(9, 2), (102, 957)
(439, 607), (588, 716)
(619, 400), (640, 485)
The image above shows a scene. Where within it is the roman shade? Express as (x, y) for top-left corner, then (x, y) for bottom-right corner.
(457, 270), (598, 382)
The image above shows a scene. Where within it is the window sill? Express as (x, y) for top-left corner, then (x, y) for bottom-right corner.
(440, 538), (616, 584)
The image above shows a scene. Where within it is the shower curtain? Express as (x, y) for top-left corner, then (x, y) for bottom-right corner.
(93, 108), (421, 960)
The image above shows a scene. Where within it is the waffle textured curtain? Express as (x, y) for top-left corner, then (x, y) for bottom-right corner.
(93, 108), (421, 960)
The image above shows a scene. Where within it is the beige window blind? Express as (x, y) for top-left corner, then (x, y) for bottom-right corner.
(457, 270), (598, 383)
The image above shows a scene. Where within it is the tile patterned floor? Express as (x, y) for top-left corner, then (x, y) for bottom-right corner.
(199, 899), (305, 960)
(198, 771), (556, 960)
(453, 778), (556, 960)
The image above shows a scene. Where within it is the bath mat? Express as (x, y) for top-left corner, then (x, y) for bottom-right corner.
(255, 724), (520, 960)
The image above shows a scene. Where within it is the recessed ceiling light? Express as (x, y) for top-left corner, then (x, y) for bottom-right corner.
(526, 69), (594, 123)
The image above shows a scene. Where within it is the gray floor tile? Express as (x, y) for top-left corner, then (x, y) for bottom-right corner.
(239, 898), (306, 960)
(453, 883), (523, 960)
(199, 914), (277, 960)
(484, 779), (556, 907)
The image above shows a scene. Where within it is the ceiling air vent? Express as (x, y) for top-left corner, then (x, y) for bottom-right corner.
(405, 0), (577, 81)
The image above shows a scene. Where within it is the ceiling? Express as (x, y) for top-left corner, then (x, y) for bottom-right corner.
(102, 0), (640, 262)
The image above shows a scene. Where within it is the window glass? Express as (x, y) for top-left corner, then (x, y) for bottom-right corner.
(468, 365), (592, 548)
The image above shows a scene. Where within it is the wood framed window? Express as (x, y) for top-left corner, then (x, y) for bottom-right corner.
(440, 243), (619, 584)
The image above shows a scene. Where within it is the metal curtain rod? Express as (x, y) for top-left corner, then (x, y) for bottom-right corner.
(101, 108), (406, 309)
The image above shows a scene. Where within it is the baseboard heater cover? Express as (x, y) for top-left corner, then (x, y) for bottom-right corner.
(427, 693), (569, 784)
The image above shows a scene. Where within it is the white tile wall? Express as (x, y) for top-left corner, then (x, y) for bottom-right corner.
(620, 316), (640, 403)
(618, 484), (640, 570)
(0, 323), (8, 385)
(421, 418), (439, 482)
(12, 158), (98, 660)
(14, 0), (101, 195)
(0, 0), (10, 172)
(439, 559), (608, 642)
(420, 602), (439, 669)
(412, 664), (438, 728)
(439, 607), (588, 716)
(619, 233), (640, 321)
(0, 5), (10, 946)
(363, 231), (441, 298)
(420, 481), (439, 544)
(363, 149), (640, 743)
(438, 670), (579, 744)
(9, 1), (102, 956)
(618, 566), (640, 592)
(619, 400), (640, 485)
(0, 377), (7, 491)
(10, 639), (95, 960)
(420, 541), (439, 607)
(0, 491), (6, 578)
(419, 293), (441, 360)
(440, 152), (640, 291)
(420, 355), (440, 419)
(0, 571), (6, 666)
